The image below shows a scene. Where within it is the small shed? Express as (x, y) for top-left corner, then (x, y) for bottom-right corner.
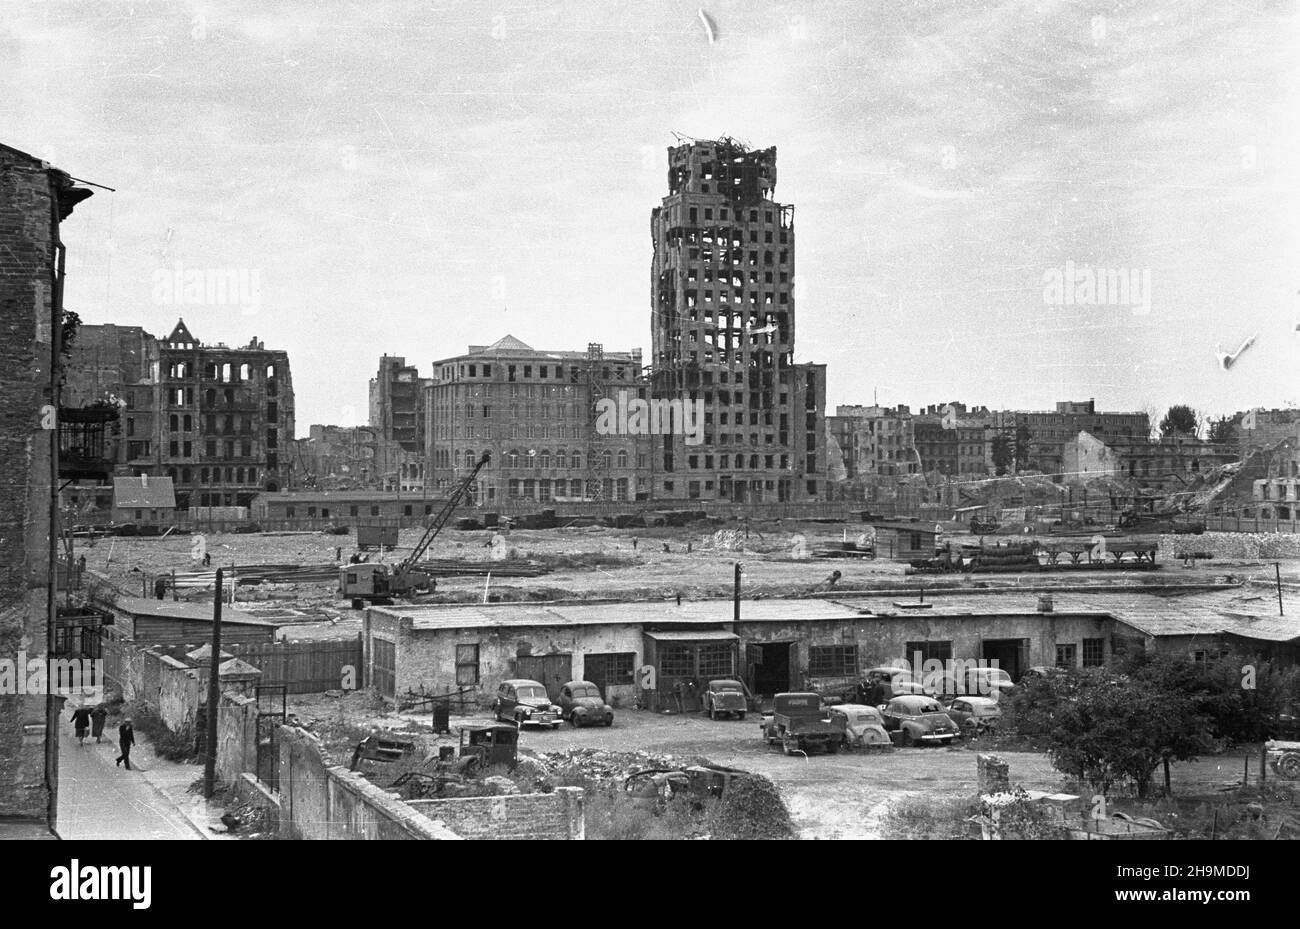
(112, 475), (176, 526)
(106, 597), (278, 646)
(871, 522), (943, 561)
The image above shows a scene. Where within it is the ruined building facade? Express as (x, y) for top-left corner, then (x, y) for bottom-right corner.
(62, 319), (295, 510)
(368, 355), (428, 491)
(0, 142), (94, 827)
(649, 138), (826, 503)
(425, 336), (649, 503)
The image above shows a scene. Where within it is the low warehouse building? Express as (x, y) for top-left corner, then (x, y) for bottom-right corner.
(365, 588), (1285, 711)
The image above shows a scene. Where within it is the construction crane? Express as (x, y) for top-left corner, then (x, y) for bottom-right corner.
(340, 452), (491, 607)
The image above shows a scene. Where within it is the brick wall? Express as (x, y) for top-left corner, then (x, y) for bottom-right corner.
(277, 726), (459, 840)
(0, 144), (57, 819)
(410, 788), (584, 840)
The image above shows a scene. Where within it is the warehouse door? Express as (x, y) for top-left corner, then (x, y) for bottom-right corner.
(516, 653), (572, 702)
(981, 638), (1029, 681)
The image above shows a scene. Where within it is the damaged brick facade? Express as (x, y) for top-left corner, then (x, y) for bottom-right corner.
(650, 138), (826, 503)
(0, 142), (92, 824)
(61, 318), (295, 510)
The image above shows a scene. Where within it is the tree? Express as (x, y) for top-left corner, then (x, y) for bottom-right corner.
(1207, 417), (1237, 445)
(991, 434), (1013, 475)
(1159, 404), (1200, 437)
(1013, 425), (1032, 470)
(60, 308), (81, 358)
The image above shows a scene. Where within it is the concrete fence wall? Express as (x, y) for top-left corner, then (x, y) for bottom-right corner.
(410, 788), (585, 840)
(276, 726), (460, 840)
(216, 693), (258, 786)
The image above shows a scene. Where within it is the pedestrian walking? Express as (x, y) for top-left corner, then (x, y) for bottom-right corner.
(70, 706), (92, 745)
(90, 704), (108, 743)
(115, 720), (135, 770)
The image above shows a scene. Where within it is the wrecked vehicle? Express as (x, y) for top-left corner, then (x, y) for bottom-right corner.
(827, 703), (891, 749)
(761, 692), (847, 755)
(348, 732), (419, 775)
(457, 723), (520, 770)
(493, 679), (562, 729)
(625, 763), (752, 808)
(559, 680), (614, 727)
(702, 679), (748, 720)
(1267, 740), (1300, 780)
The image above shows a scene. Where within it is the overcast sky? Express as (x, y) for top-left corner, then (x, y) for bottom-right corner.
(5, 0), (1298, 434)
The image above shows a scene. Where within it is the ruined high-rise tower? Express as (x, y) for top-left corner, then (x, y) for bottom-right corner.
(650, 138), (825, 503)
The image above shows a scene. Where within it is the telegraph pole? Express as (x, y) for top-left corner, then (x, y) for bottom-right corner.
(203, 567), (224, 798)
(733, 562), (742, 635)
(1277, 563), (1285, 616)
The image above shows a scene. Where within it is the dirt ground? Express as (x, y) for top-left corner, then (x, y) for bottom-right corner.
(289, 693), (1285, 839)
(75, 520), (1298, 644)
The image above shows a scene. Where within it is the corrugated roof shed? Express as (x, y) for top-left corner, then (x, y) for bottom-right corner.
(114, 597), (278, 627)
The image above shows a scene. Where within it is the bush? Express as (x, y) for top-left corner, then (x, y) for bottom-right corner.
(126, 705), (197, 762)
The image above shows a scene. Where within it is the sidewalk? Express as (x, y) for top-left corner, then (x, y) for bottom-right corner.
(55, 710), (232, 840)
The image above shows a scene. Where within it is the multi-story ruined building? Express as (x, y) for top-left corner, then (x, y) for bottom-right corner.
(992, 400), (1148, 476)
(649, 138), (826, 503)
(828, 405), (918, 479)
(291, 424), (380, 490)
(62, 318), (294, 510)
(1, 142), (94, 830)
(426, 336), (649, 503)
(369, 355), (428, 491)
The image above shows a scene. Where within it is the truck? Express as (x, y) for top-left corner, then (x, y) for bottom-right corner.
(760, 692), (847, 755)
(339, 452), (491, 607)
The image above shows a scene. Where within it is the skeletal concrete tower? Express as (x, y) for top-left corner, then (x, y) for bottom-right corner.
(650, 137), (825, 503)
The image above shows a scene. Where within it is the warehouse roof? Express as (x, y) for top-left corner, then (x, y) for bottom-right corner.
(382, 598), (864, 632)
(112, 597), (278, 627)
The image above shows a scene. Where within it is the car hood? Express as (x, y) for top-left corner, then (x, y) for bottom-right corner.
(569, 697), (607, 710)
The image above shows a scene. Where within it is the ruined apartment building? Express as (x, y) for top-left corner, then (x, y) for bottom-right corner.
(62, 318), (294, 510)
(426, 335), (648, 503)
(650, 138), (826, 503)
(369, 355), (428, 491)
(0, 142), (94, 828)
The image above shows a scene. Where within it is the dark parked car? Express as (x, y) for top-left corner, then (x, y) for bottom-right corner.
(881, 695), (960, 746)
(1265, 706), (1300, 741)
(493, 679), (561, 729)
(702, 679), (748, 720)
(558, 680), (614, 727)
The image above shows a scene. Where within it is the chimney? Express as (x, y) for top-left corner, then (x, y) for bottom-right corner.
(140, 473), (148, 489)
(1037, 594), (1054, 613)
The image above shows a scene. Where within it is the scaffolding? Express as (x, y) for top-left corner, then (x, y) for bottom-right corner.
(585, 343), (607, 501)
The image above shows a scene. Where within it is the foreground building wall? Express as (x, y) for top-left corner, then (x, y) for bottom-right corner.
(0, 143), (91, 823)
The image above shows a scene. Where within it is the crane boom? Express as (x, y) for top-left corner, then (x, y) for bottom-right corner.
(395, 451), (491, 581)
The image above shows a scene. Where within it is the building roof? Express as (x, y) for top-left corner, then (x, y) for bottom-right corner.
(477, 334), (534, 353)
(112, 597), (278, 627)
(645, 630), (740, 642)
(113, 476), (176, 509)
(383, 598), (865, 632)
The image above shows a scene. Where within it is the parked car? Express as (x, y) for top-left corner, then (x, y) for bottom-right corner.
(1264, 706), (1300, 741)
(1020, 666), (1065, 683)
(935, 666), (1015, 702)
(702, 679), (748, 720)
(828, 703), (891, 748)
(761, 692), (847, 755)
(863, 665), (932, 701)
(881, 695), (960, 746)
(945, 696), (1002, 734)
(558, 680), (614, 727)
(493, 679), (561, 729)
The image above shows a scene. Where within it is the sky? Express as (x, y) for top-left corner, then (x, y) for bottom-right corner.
(5, 0), (1299, 435)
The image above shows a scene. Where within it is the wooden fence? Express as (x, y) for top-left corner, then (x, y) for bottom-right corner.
(1204, 515), (1300, 535)
(225, 637), (363, 694)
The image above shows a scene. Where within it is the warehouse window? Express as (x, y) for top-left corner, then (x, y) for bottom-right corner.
(585, 652), (635, 688)
(904, 641), (952, 666)
(1055, 643), (1077, 669)
(455, 644), (480, 686)
(1082, 638), (1105, 667)
(809, 645), (858, 677)
(698, 644), (733, 678)
(659, 645), (694, 678)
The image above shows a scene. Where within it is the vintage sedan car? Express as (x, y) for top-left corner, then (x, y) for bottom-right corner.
(934, 666), (1015, 702)
(1265, 706), (1300, 741)
(492, 679), (562, 729)
(863, 666), (932, 700)
(945, 696), (1003, 733)
(880, 695), (960, 746)
(702, 679), (748, 720)
(828, 703), (891, 748)
(559, 680), (614, 727)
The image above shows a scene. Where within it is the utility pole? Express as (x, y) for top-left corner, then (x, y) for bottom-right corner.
(203, 567), (224, 799)
(733, 562), (742, 635)
(1277, 562), (1285, 616)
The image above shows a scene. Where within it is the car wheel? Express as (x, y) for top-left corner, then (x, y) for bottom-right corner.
(568, 714), (580, 728)
(1278, 753), (1300, 780)
(826, 739), (840, 754)
(604, 716), (613, 727)
(737, 712), (746, 721)
(902, 730), (916, 747)
(709, 706), (717, 720)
